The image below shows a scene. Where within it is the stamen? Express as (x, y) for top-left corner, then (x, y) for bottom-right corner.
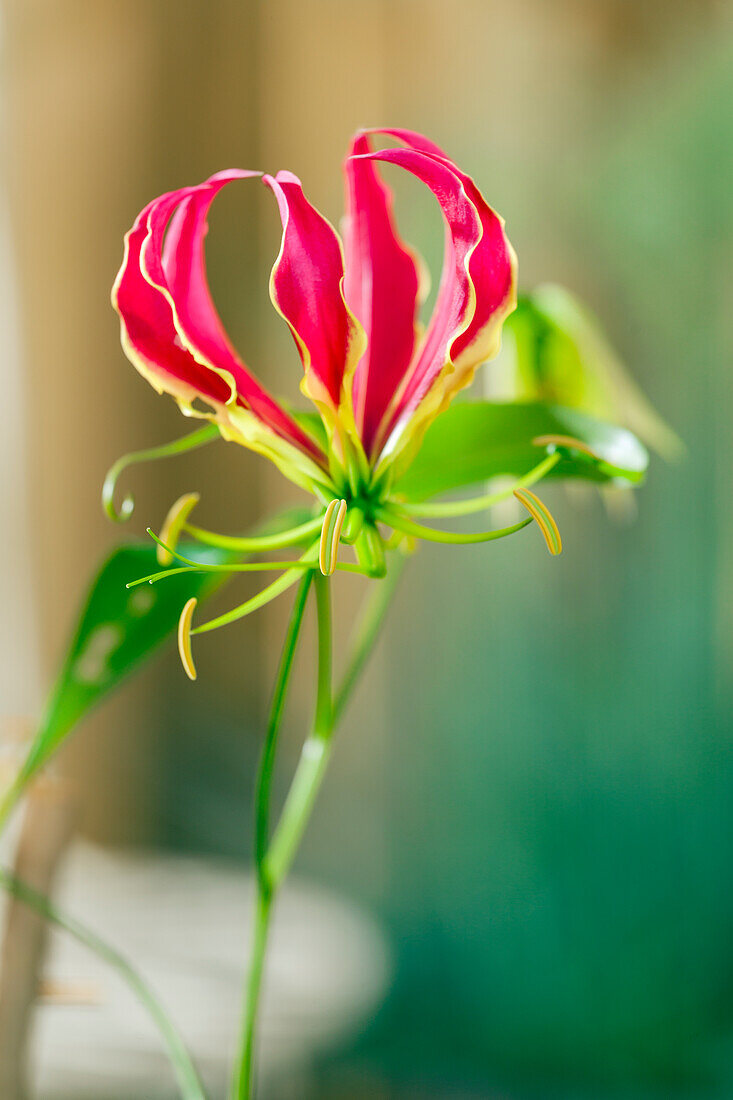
(178, 597), (198, 680)
(319, 499), (347, 576)
(319, 500), (337, 574)
(157, 493), (200, 566)
(513, 488), (562, 555)
(532, 434), (600, 460)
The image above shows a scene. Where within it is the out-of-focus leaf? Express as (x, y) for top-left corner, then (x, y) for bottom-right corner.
(395, 400), (648, 501)
(505, 286), (682, 459)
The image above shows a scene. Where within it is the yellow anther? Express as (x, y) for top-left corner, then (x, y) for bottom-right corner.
(513, 487), (562, 556)
(319, 499), (347, 576)
(157, 492), (200, 566)
(532, 434), (600, 460)
(178, 597), (198, 680)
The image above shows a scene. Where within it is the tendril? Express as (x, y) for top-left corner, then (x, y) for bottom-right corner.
(102, 425), (218, 523)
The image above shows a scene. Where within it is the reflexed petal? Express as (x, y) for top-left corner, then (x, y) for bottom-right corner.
(349, 129), (516, 470)
(112, 174), (330, 490)
(343, 132), (424, 455)
(263, 170), (366, 434)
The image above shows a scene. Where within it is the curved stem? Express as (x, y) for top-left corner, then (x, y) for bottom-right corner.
(0, 867), (206, 1100)
(400, 452), (561, 517)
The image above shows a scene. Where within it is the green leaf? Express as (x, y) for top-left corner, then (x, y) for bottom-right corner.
(0, 507), (314, 828)
(395, 400), (649, 501)
(20, 542), (230, 782)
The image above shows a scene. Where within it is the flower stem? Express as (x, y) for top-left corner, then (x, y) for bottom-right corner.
(229, 574), (328, 1100)
(231, 563), (401, 1099)
(233, 889), (272, 1100)
(263, 575), (332, 892)
(254, 575), (313, 880)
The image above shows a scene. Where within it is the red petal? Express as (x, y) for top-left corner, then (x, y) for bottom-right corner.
(113, 174), (325, 466)
(263, 170), (365, 417)
(376, 129), (516, 364)
(343, 132), (422, 455)
(350, 130), (516, 460)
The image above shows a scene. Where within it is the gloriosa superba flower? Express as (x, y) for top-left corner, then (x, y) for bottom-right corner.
(110, 127), (648, 678)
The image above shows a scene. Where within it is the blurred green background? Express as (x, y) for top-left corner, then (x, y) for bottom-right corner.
(2, 1), (731, 1096)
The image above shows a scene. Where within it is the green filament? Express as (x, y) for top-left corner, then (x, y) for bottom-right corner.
(191, 545), (320, 635)
(183, 516), (323, 552)
(376, 507), (532, 545)
(400, 451), (561, 518)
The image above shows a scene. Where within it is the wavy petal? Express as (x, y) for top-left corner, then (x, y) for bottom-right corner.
(343, 133), (423, 455)
(113, 176), (330, 488)
(350, 130), (516, 468)
(263, 171), (366, 435)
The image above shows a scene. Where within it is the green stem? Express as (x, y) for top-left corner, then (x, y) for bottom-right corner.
(230, 576), (323, 1099)
(231, 560), (403, 1099)
(0, 867), (207, 1100)
(230, 575), (332, 1100)
(264, 575), (332, 888)
(232, 886), (272, 1100)
(255, 576), (313, 881)
(401, 452), (562, 517)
